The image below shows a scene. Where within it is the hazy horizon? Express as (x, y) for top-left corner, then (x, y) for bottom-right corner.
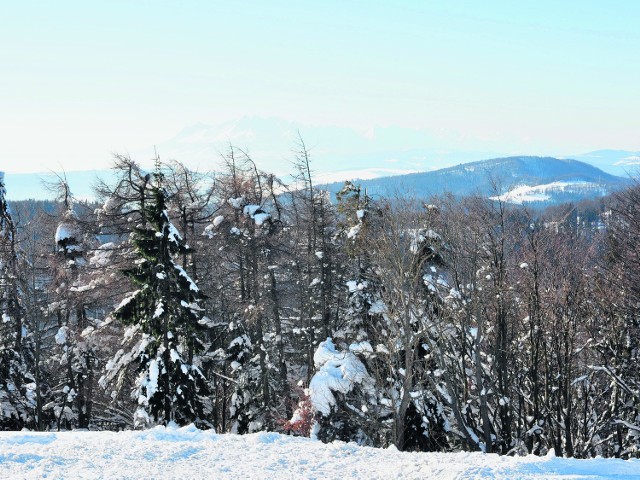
(2, 1), (639, 174)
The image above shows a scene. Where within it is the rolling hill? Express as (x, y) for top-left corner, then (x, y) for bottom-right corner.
(321, 156), (631, 205)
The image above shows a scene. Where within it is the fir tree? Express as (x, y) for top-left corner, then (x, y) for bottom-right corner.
(105, 166), (210, 427)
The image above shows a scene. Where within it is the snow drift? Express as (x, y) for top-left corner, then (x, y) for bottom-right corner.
(1, 425), (639, 479)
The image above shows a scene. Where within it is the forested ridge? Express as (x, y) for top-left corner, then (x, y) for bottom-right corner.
(1, 149), (639, 459)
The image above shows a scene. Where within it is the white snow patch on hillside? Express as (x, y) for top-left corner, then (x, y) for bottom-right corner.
(491, 181), (599, 204)
(1, 426), (638, 479)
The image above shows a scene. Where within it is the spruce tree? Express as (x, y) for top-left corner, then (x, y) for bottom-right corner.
(107, 167), (209, 427)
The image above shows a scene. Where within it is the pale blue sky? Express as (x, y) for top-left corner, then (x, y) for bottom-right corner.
(1, 0), (639, 173)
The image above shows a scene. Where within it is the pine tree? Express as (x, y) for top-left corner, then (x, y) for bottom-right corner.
(103, 165), (210, 427)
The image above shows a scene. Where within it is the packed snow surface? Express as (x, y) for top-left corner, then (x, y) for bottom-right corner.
(1, 425), (637, 479)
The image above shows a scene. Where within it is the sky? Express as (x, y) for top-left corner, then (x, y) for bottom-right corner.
(1, 0), (639, 174)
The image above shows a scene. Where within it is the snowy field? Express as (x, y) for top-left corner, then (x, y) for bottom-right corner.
(1, 425), (638, 479)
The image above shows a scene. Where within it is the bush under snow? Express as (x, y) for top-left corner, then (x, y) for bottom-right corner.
(309, 338), (372, 416)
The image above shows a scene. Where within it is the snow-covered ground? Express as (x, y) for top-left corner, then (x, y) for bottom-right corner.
(1, 425), (638, 479)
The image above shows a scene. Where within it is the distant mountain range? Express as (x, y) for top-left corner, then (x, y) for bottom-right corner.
(321, 156), (631, 205)
(572, 150), (640, 177)
(144, 116), (508, 179)
(2, 116), (638, 202)
(3, 156), (631, 207)
(145, 117), (640, 179)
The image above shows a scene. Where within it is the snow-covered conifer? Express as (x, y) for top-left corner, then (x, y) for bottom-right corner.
(308, 338), (377, 444)
(101, 163), (209, 427)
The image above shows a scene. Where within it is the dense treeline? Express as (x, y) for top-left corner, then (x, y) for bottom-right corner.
(0, 153), (638, 459)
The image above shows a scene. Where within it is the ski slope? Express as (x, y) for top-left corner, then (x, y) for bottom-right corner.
(1, 424), (638, 479)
